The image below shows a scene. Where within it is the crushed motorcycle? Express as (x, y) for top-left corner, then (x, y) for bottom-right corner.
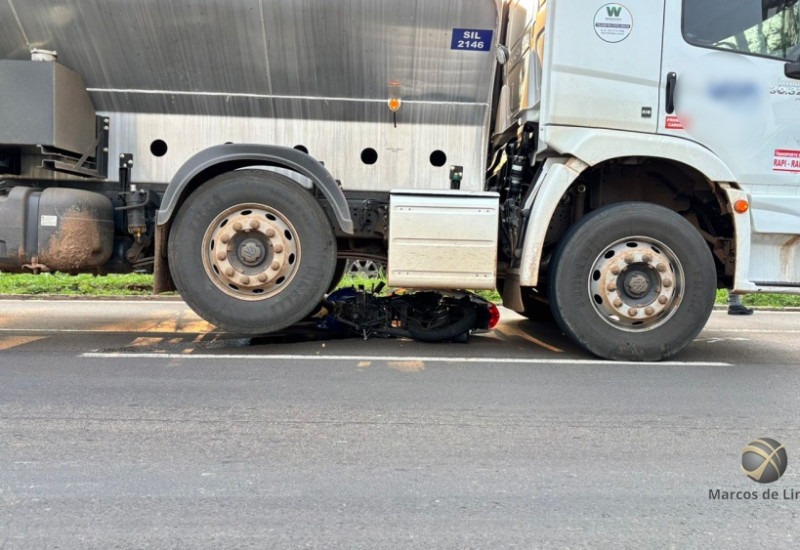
(317, 284), (500, 343)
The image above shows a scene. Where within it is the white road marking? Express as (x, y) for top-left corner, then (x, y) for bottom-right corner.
(701, 329), (800, 333)
(80, 352), (733, 367)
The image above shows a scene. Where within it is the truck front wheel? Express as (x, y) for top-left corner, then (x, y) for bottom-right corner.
(548, 202), (716, 361)
(168, 170), (337, 334)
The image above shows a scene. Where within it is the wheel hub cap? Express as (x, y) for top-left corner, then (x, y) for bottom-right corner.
(624, 272), (650, 298)
(589, 238), (684, 330)
(202, 205), (300, 301)
(238, 239), (265, 266)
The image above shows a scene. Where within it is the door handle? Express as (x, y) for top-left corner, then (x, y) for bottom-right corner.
(665, 72), (677, 114)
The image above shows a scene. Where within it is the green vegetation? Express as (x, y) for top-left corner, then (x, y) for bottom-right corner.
(1, 272), (800, 308)
(0, 272), (158, 296)
(715, 289), (800, 308)
(335, 275), (388, 293)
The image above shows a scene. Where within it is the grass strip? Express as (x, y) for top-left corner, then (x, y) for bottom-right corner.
(0, 273), (158, 296)
(1, 273), (799, 307)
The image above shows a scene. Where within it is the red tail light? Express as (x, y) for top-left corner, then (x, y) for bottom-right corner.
(488, 303), (500, 329)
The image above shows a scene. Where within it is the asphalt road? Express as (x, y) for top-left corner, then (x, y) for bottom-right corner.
(1, 299), (799, 549)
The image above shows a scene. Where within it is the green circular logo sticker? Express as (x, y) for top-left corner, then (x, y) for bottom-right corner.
(594, 4), (633, 44)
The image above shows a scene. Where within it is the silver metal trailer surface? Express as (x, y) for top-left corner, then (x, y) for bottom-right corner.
(0, 0), (500, 193)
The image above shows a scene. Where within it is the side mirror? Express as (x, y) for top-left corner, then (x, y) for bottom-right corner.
(786, 59), (800, 80)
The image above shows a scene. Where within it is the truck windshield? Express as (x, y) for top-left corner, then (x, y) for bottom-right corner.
(684, 0), (800, 61)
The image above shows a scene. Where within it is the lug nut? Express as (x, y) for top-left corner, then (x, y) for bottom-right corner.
(643, 254), (653, 264)
(225, 267), (235, 277)
(657, 264), (667, 273)
(613, 299), (623, 308)
(220, 234), (231, 244)
(216, 251), (227, 261)
(611, 266), (621, 275)
(607, 283), (617, 292)
(658, 296), (668, 305)
(232, 222), (244, 232)
(274, 244), (284, 254)
(663, 278), (673, 288)
(257, 273), (268, 283)
(250, 220), (260, 230)
(266, 228), (276, 238)
(271, 261), (281, 271)
(240, 276), (251, 285)
(625, 256), (634, 265)
(645, 307), (655, 316)
(628, 308), (638, 317)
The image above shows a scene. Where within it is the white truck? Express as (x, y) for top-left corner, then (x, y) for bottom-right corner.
(1, 0), (798, 360)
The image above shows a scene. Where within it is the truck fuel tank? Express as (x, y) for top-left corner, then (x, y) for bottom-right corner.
(0, 187), (114, 273)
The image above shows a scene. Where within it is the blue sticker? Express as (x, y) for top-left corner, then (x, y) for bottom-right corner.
(451, 29), (494, 52)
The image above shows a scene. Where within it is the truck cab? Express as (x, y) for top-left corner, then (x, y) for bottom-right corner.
(490, 0), (800, 359)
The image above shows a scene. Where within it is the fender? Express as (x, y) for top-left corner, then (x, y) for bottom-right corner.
(156, 144), (354, 234)
(543, 126), (737, 183)
(514, 128), (739, 289)
(516, 158), (587, 289)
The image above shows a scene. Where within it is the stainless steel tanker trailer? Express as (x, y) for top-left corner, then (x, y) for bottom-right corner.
(2, 0), (800, 361)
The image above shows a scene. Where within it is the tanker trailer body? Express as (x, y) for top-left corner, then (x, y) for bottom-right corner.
(0, 0), (503, 335)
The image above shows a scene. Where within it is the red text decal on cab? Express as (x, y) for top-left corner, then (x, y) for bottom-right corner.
(773, 149), (800, 173)
(665, 116), (684, 130)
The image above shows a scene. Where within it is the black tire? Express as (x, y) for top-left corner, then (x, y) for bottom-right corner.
(168, 170), (337, 334)
(548, 202), (716, 361)
(407, 300), (478, 342)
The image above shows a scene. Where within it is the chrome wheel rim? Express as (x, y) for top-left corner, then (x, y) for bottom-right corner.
(202, 204), (300, 301)
(588, 236), (684, 332)
(346, 259), (384, 279)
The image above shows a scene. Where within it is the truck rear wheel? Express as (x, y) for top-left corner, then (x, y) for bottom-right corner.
(168, 170), (337, 334)
(548, 202), (716, 361)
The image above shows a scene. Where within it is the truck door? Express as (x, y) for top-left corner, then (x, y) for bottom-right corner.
(660, 0), (800, 289)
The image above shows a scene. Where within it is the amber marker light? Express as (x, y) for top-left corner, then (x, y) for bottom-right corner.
(388, 80), (402, 113)
(734, 200), (750, 214)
